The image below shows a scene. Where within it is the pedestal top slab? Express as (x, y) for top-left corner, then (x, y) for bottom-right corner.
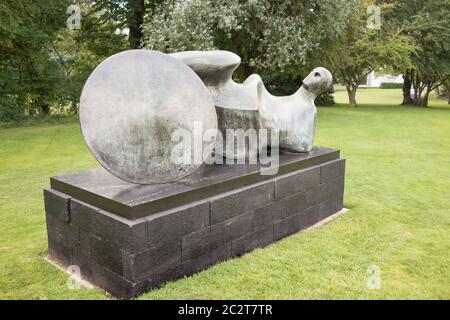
(50, 147), (340, 220)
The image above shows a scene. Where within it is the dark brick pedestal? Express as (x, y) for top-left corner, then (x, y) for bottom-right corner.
(44, 147), (345, 298)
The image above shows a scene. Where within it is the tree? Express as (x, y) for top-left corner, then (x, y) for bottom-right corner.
(128, 0), (145, 48)
(84, 0), (163, 49)
(444, 80), (450, 104)
(143, 0), (354, 87)
(53, 1), (130, 113)
(378, 0), (422, 105)
(0, 0), (159, 120)
(0, 0), (71, 120)
(380, 0), (450, 107)
(323, 0), (414, 107)
(406, 0), (450, 107)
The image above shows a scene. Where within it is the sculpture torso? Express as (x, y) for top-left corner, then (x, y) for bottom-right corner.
(171, 50), (332, 157)
(258, 86), (317, 152)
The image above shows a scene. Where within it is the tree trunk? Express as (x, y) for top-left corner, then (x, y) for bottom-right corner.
(413, 85), (418, 103)
(401, 70), (413, 105)
(418, 84), (432, 107)
(128, 0), (145, 49)
(418, 92), (429, 107)
(346, 86), (358, 107)
(445, 82), (450, 104)
(414, 84), (425, 106)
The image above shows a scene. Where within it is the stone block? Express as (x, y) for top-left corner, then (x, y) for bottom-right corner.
(139, 265), (184, 290)
(274, 166), (320, 200)
(72, 248), (143, 299)
(340, 159), (346, 177)
(70, 199), (148, 254)
(305, 185), (321, 208)
(319, 199), (338, 220)
(45, 211), (79, 244)
(304, 205), (321, 227)
(88, 233), (124, 275)
(328, 177), (342, 198)
(213, 212), (254, 243)
(274, 212), (309, 241)
(147, 201), (209, 246)
(47, 232), (72, 268)
(210, 181), (274, 224)
(181, 226), (224, 261)
(320, 159), (342, 184)
(279, 191), (308, 218)
(231, 225), (274, 256)
(182, 243), (232, 276)
(77, 229), (91, 256)
(125, 241), (182, 282)
(45, 209), (78, 268)
(252, 202), (282, 231)
(44, 188), (71, 222)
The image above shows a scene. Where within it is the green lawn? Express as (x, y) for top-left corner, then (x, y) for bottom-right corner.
(0, 89), (449, 299)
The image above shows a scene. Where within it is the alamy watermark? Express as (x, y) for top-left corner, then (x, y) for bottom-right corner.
(66, 265), (82, 289)
(170, 122), (280, 175)
(366, 265), (381, 290)
(367, 5), (381, 30)
(67, 5), (81, 30)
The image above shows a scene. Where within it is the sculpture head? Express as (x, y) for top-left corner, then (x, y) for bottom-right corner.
(302, 67), (333, 97)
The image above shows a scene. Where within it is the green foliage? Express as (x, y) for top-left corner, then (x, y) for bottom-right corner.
(79, 0), (154, 49)
(315, 89), (336, 106)
(380, 0), (450, 106)
(407, 0), (450, 106)
(0, 114), (78, 129)
(440, 82), (449, 97)
(0, 0), (140, 122)
(322, 0), (415, 107)
(49, 2), (129, 114)
(1, 0), (447, 121)
(380, 82), (403, 89)
(143, 0), (354, 81)
(0, 0), (72, 121)
(0, 1), (133, 122)
(258, 74), (335, 106)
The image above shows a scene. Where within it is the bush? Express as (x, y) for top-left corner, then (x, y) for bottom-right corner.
(438, 85), (448, 96)
(264, 74), (301, 96)
(316, 87), (336, 106)
(380, 82), (403, 89)
(0, 114), (78, 129)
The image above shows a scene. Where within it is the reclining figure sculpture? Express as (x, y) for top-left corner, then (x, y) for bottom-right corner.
(80, 49), (332, 184)
(171, 50), (333, 158)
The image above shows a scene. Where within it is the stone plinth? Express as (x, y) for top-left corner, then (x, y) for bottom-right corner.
(44, 147), (345, 298)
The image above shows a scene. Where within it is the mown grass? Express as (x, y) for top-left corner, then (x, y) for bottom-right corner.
(0, 89), (449, 299)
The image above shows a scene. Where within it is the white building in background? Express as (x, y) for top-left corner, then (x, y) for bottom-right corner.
(361, 70), (404, 88)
